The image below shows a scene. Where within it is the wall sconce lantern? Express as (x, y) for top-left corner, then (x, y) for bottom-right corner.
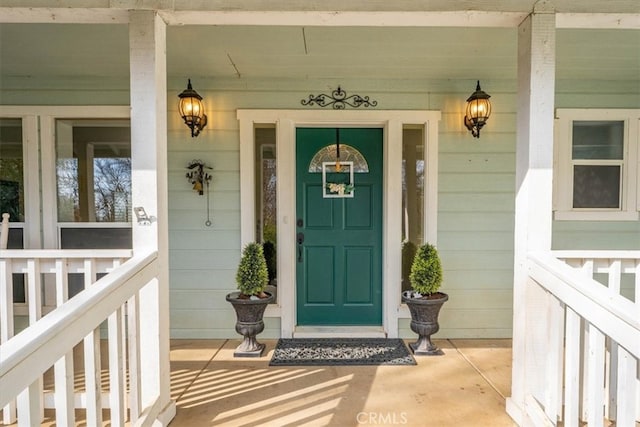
(178, 79), (207, 137)
(464, 80), (491, 138)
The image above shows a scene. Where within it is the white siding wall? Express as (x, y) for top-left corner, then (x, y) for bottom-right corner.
(419, 84), (517, 338)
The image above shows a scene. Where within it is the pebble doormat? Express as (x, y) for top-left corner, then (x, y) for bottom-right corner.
(269, 338), (417, 366)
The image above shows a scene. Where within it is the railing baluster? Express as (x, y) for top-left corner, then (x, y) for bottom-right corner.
(26, 259), (44, 421)
(580, 315), (589, 422)
(109, 306), (126, 427)
(608, 259), (622, 296)
(545, 295), (564, 423)
(616, 346), (637, 427)
(636, 259), (640, 425)
(0, 258), (17, 424)
(121, 305), (128, 419)
(564, 306), (581, 427)
(605, 339), (618, 422)
(581, 258), (594, 280)
(635, 259), (639, 315)
(83, 258), (102, 425)
(127, 293), (142, 422)
(17, 380), (41, 426)
(84, 327), (102, 425)
(53, 258), (75, 425)
(587, 323), (606, 427)
(26, 259), (42, 322)
(113, 257), (129, 420)
(1, 249), (142, 426)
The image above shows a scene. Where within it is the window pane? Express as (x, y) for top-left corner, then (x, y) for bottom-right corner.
(0, 118), (24, 222)
(56, 119), (131, 222)
(572, 121), (624, 160)
(255, 127), (277, 293)
(573, 165), (621, 208)
(60, 227), (131, 249)
(4, 227), (26, 303)
(401, 127), (424, 292)
(308, 144), (369, 173)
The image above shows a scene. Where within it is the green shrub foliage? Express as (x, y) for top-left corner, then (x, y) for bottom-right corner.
(409, 243), (443, 295)
(262, 241), (277, 283)
(236, 242), (269, 296)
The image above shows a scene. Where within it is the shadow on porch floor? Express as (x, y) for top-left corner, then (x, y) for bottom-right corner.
(169, 338), (515, 427)
(10, 339), (514, 426)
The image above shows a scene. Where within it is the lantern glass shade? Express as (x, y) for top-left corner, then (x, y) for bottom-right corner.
(465, 97), (491, 123)
(178, 79), (207, 137)
(464, 80), (491, 138)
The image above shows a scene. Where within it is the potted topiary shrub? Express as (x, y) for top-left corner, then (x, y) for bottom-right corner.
(226, 242), (275, 357)
(401, 243), (448, 356)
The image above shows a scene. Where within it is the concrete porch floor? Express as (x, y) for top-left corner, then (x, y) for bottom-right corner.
(169, 338), (515, 427)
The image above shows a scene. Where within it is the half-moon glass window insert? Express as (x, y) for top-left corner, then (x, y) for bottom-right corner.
(308, 144), (369, 173)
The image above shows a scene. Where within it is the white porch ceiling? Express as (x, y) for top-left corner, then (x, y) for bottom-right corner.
(0, 23), (638, 84)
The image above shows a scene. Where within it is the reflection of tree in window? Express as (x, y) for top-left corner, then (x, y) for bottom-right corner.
(56, 158), (131, 222)
(56, 158), (80, 222)
(94, 158), (131, 222)
(262, 157), (277, 243)
(55, 121), (131, 223)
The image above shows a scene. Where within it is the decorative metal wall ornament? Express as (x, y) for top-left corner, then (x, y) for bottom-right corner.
(301, 86), (378, 109)
(186, 159), (213, 226)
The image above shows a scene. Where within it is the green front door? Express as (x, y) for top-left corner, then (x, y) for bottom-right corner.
(296, 128), (383, 325)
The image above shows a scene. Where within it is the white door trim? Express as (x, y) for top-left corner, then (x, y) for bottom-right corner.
(237, 109), (440, 338)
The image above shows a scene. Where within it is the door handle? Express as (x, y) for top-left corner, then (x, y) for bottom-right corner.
(297, 232), (304, 262)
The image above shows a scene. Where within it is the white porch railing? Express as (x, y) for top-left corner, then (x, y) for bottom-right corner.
(0, 249), (159, 426)
(523, 250), (640, 427)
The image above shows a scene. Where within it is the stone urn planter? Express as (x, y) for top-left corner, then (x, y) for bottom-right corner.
(402, 292), (448, 355)
(403, 242), (448, 356)
(226, 291), (274, 357)
(227, 242), (272, 357)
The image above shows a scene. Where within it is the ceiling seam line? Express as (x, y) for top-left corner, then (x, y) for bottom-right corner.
(302, 27), (309, 55)
(226, 53), (241, 79)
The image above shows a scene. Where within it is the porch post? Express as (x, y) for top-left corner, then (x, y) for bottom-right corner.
(129, 10), (175, 425)
(507, 2), (556, 424)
